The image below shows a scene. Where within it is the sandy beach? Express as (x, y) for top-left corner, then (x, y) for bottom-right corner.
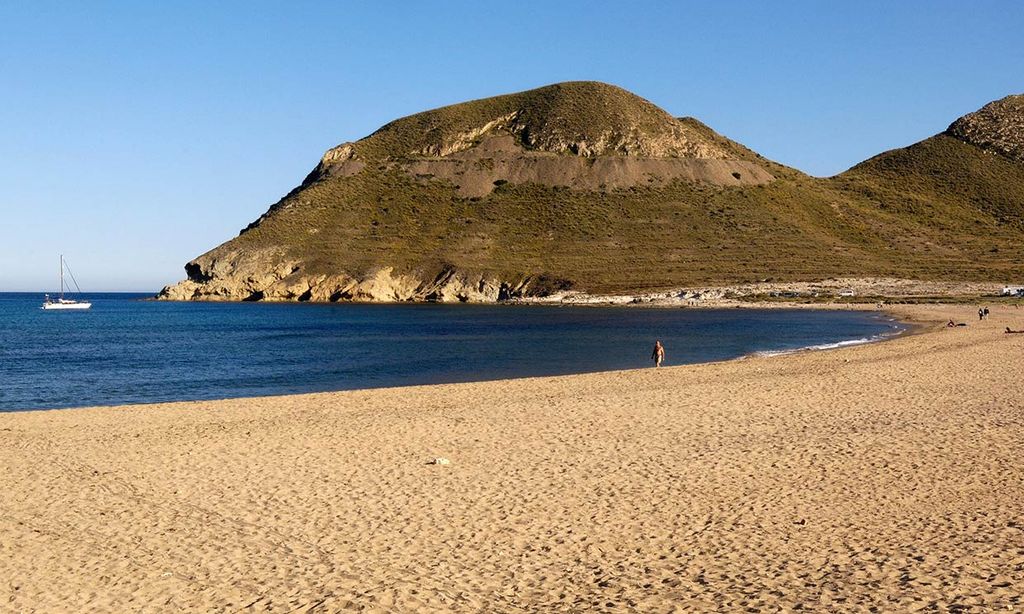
(2, 304), (1022, 612)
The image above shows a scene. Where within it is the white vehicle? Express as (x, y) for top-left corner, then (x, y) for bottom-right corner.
(41, 255), (92, 310)
(1001, 286), (1024, 297)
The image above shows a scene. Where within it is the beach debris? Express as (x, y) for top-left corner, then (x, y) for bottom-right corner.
(429, 457), (451, 465)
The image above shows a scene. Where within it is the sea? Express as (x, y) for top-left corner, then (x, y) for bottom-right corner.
(0, 292), (905, 412)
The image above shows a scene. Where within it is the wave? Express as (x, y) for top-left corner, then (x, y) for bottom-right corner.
(752, 327), (903, 358)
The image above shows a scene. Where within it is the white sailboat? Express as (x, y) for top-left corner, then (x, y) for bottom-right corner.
(42, 255), (92, 310)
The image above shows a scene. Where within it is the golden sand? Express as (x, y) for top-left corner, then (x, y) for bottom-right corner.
(1, 305), (1022, 611)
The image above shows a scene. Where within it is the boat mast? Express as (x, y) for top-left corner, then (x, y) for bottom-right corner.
(59, 254), (64, 299)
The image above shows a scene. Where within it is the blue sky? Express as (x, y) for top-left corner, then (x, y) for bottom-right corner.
(1, 2), (1021, 291)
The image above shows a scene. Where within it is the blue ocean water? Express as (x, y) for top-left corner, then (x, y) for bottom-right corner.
(0, 293), (904, 411)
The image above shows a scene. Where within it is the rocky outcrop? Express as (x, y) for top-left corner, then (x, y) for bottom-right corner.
(402, 135), (773, 197)
(158, 252), (571, 303)
(158, 248), (300, 301)
(406, 108), (732, 159)
(303, 143), (366, 184)
(414, 112), (522, 158)
(946, 94), (1024, 162)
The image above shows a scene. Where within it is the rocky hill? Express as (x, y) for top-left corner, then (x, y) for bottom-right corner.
(836, 95), (1024, 274)
(160, 83), (1024, 302)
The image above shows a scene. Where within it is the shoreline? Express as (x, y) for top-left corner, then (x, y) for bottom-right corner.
(2, 303), (1022, 610)
(6, 303), (910, 414)
(156, 274), (1017, 306)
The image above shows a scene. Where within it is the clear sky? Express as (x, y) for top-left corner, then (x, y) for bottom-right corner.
(1, 2), (1021, 291)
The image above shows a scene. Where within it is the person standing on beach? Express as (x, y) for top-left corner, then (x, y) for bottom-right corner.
(652, 340), (665, 368)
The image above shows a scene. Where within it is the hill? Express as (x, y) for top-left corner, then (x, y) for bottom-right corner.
(160, 83), (1024, 302)
(833, 94), (1024, 282)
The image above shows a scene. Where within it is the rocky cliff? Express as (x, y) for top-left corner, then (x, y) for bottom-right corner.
(160, 247), (571, 303)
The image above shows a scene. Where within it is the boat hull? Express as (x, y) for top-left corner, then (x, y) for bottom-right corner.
(41, 302), (92, 310)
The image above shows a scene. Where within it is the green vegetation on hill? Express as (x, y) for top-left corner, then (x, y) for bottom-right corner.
(232, 164), (1023, 292)
(839, 134), (1024, 228)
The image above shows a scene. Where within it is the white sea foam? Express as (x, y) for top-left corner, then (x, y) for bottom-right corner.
(752, 328), (904, 358)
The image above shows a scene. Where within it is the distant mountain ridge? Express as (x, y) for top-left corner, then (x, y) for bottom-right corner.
(160, 82), (1024, 303)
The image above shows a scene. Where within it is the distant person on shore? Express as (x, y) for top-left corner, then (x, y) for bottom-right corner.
(652, 340), (665, 368)
(984, 307), (990, 319)
(979, 308), (984, 321)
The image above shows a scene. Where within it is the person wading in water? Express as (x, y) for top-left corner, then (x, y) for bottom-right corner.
(652, 340), (665, 368)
